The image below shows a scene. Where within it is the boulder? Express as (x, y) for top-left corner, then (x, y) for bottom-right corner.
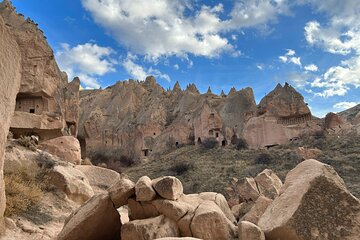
(107, 178), (135, 208)
(241, 196), (272, 225)
(258, 159), (360, 240)
(58, 193), (121, 240)
(239, 221), (265, 240)
(231, 202), (255, 221)
(237, 177), (260, 202)
(75, 165), (121, 193)
(152, 198), (193, 222)
(128, 198), (159, 220)
(0, 12), (22, 231)
(254, 169), (282, 199)
(153, 176), (183, 200)
(121, 215), (180, 240)
(48, 165), (94, 204)
(39, 136), (81, 164)
(190, 201), (237, 240)
(155, 238), (201, 240)
(135, 176), (157, 201)
(295, 147), (322, 160)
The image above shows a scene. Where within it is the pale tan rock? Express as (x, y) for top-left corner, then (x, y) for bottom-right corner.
(39, 136), (81, 164)
(231, 202), (255, 221)
(190, 201), (237, 240)
(0, 12), (22, 232)
(128, 198), (159, 220)
(135, 176), (157, 201)
(75, 165), (121, 193)
(155, 238), (201, 240)
(153, 176), (183, 200)
(121, 215), (180, 240)
(295, 147), (322, 160)
(239, 221), (265, 240)
(152, 198), (193, 222)
(107, 178), (135, 208)
(58, 193), (121, 240)
(241, 196), (273, 225)
(258, 159), (360, 240)
(48, 165), (94, 204)
(237, 177), (260, 202)
(254, 169), (282, 199)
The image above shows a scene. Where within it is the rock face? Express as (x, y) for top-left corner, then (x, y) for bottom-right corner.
(0, 12), (22, 232)
(39, 136), (81, 164)
(0, 1), (80, 141)
(153, 176), (184, 200)
(258, 159), (360, 240)
(58, 193), (121, 240)
(78, 76), (317, 161)
(238, 221), (265, 240)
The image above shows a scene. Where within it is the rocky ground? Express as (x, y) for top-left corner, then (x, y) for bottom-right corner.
(126, 131), (360, 198)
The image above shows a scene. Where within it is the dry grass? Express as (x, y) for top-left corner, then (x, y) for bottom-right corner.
(126, 131), (360, 198)
(16, 135), (37, 151)
(4, 166), (44, 217)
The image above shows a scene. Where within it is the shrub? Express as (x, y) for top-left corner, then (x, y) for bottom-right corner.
(4, 165), (46, 217)
(234, 138), (248, 150)
(201, 137), (218, 149)
(37, 152), (55, 169)
(170, 162), (193, 175)
(254, 153), (273, 165)
(81, 157), (93, 165)
(89, 148), (138, 172)
(17, 135), (37, 151)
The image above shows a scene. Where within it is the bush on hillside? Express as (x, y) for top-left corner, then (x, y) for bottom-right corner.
(170, 162), (194, 175)
(254, 153), (273, 165)
(234, 138), (248, 150)
(201, 137), (218, 149)
(17, 135), (37, 151)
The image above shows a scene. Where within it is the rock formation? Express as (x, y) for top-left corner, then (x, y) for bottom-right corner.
(79, 77), (319, 161)
(0, 10), (22, 232)
(0, 1), (80, 141)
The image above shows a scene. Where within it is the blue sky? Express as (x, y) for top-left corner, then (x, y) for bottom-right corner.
(11, 0), (360, 117)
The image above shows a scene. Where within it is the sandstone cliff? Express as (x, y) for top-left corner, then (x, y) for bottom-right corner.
(0, 1), (80, 141)
(79, 77), (317, 160)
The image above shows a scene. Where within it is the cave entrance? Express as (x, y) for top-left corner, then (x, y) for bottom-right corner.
(197, 137), (202, 144)
(222, 139), (227, 147)
(142, 149), (149, 157)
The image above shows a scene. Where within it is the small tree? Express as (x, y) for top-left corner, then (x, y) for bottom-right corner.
(202, 137), (218, 149)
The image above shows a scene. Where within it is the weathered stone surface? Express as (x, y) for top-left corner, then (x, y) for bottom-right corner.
(239, 221), (265, 240)
(155, 238), (201, 240)
(237, 177), (260, 202)
(241, 196), (273, 225)
(152, 198), (193, 222)
(0, 1), (80, 141)
(122, 215), (180, 240)
(254, 169), (282, 199)
(231, 202), (255, 221)
(39, 136), (81, 164)
(190, 200), (237, 240)
(0, 12), (22, 232)
(258, 159), (360, 240)
(135, 176), (156, 201)
(108, 178), (135, 208)
(75, 165), (121, 193)
(48, 165), (94, 204)
(295, 147), (322, 160)
(153, 176), (183, 200)
(128, 198), (159, 220)
(58, 193), (121, 240)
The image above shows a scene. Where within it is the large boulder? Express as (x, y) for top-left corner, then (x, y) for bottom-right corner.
(48, 165), (94, 204)
(238, 221), (265, 240)
(121, 215), (180, 240)
(190, 200), (237, 240)
(153, 176), (183, 200)
(128, 198), (159, 220)
(241, 196), (272, 225)
(236, 177), (260, 202)
(258, 159), (360, 240)
(58, 193), (121, 240)
(75, 165), (121, 193)
(107, 178), (135, 208)
(0, 12), (22, 232)
(39, 136), (81, 165)
(135, 176), (157, 201)
(254, 169), (282, 200)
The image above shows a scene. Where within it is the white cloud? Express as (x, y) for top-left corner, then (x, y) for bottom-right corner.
(333, 101), (359, 110)
(122, 54), (170, 82)
(304, 64), (318, 72)
(81, 0), (291, 60)
(56, 43), (116, 89)
(302, 0), (360, 97)
(279, 49), (302, 66)
(173, 64), (180, 70)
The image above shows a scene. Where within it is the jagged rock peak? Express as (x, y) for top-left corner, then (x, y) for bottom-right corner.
(220, 90), (226, 97)
(206, 86), (212, 94)
(228, 87), (237, 96)
(173, 81), (181, 92)
(185, 83), (199, 94)
(144, 76), (157, 86)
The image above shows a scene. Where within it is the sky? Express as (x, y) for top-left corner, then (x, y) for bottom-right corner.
(10, 0), (360, 117)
